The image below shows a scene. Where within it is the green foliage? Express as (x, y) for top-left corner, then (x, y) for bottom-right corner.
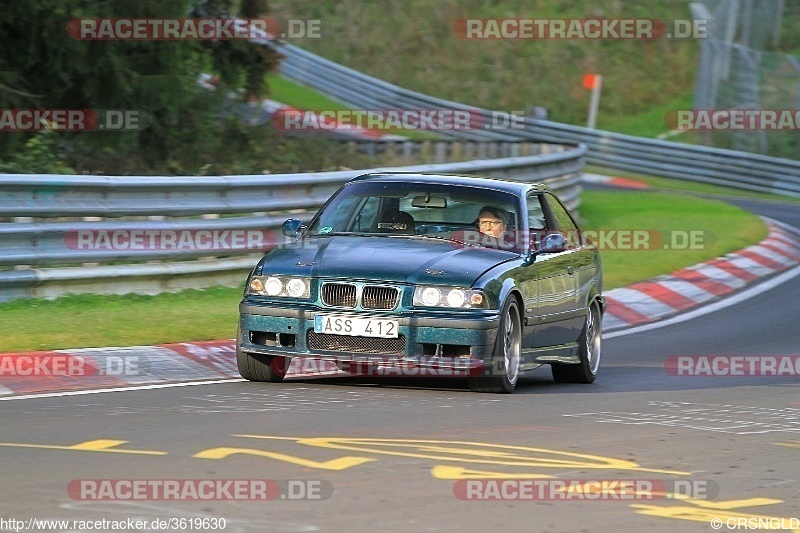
(0, 0), (290, 174)
(0, 132), (75, 174)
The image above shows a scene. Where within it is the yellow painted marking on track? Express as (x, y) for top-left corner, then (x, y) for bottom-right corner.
(192, 446), (374, 470)
(631, 497), (800, 531)
(402, 445), (528, 459)
(0, 439), (166, 455)
(683, 498), (786, 510)
(234, 435), (689, 475)
(431, 465), (554, 480)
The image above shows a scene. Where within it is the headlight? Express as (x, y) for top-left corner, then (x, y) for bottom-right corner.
(247, 275), (311, 298)
(265, 277), (283, 296)
(421, 287), (441, 306)
(413, 286), (488, 309)
(286, 278), (309, 298)
(446, 289), (466, 308)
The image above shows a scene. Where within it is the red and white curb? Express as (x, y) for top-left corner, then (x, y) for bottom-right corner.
(603, 218), (800, 330)
(582, 172), (650, 190)
(0, 340), (338, 398)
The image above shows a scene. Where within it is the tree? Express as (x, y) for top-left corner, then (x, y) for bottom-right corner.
(0, 0), (281, 172)
(194, 0), (281, 99)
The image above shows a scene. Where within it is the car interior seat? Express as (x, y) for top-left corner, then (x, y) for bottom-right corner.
(374, 211), (415, 235)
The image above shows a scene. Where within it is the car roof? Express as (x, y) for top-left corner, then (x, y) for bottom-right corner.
(348, 172), (551, 196)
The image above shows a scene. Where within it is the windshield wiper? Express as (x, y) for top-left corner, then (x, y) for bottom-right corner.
(388, 234), (482, 246)
(312, 231), (379, 237)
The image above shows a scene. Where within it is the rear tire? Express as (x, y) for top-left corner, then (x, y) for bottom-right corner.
(552, 299), (602, 384)
(468, 297), (521, 394)
(236, 325), (291, 382)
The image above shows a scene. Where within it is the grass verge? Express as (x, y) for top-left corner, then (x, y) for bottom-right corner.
(580, 190), (767, 289)
(0, 287), (243, 353)
(0, 190), (766, 352)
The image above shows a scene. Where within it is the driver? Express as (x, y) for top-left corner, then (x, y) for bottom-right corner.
(477, 206), (510, 238)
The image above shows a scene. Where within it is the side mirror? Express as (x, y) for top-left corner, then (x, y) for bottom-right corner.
(537, 232), (568, 254)
(282, 218), (305, 238)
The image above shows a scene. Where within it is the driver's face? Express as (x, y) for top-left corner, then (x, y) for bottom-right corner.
(478, 211), (506, 238)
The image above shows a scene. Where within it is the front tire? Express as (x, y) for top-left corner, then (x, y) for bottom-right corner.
(552, 299), (602, 384)
(468, 297), (521, 394)
(236, 325), (291, 382)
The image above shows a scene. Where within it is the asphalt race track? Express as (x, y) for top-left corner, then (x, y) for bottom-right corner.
(1, 197), (798, 533)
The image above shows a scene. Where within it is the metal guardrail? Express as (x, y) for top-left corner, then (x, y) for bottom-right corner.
(275, 43), (800, 198)
(0, 144), (585, 301)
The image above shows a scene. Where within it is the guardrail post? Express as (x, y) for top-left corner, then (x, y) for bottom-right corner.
(464, 141), (475, 160)
(402, 141), (413, 164)
(421, 141), (432, 163)
(435, 142), (447, 164)
(451, 141), (463, 162)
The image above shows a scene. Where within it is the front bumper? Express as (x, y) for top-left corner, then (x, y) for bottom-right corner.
(239, 302), (500, 373)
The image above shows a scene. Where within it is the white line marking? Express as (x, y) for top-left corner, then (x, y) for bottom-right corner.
(765, 216), (800, 237)
(0, 379), (245, 401)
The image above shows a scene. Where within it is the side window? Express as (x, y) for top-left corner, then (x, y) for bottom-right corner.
(527, 194), (546, 230)
(526, 193), (547, 249)
(546, 193), (577, 231)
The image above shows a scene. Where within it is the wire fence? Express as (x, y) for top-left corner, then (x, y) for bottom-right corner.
(692, 0), (800, 156)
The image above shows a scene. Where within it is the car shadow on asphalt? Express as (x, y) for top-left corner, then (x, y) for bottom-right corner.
(282, 364), (798, 395)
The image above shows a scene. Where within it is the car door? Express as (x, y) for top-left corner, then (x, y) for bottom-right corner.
(529, 193), (581, 348)
(545, 193), (600, 338)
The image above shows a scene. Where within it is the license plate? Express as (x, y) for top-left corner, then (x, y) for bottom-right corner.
(314, 314), (399, 338)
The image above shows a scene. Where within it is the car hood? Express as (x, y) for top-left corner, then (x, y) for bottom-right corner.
(257, 235), (517, 286)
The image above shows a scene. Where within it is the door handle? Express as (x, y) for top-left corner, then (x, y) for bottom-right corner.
(567, 266), (574, 276)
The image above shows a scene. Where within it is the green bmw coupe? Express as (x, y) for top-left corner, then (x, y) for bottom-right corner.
(238, 172), (604, 393)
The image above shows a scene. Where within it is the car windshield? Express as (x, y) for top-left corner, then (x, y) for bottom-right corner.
(306, 180), (522, 252)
